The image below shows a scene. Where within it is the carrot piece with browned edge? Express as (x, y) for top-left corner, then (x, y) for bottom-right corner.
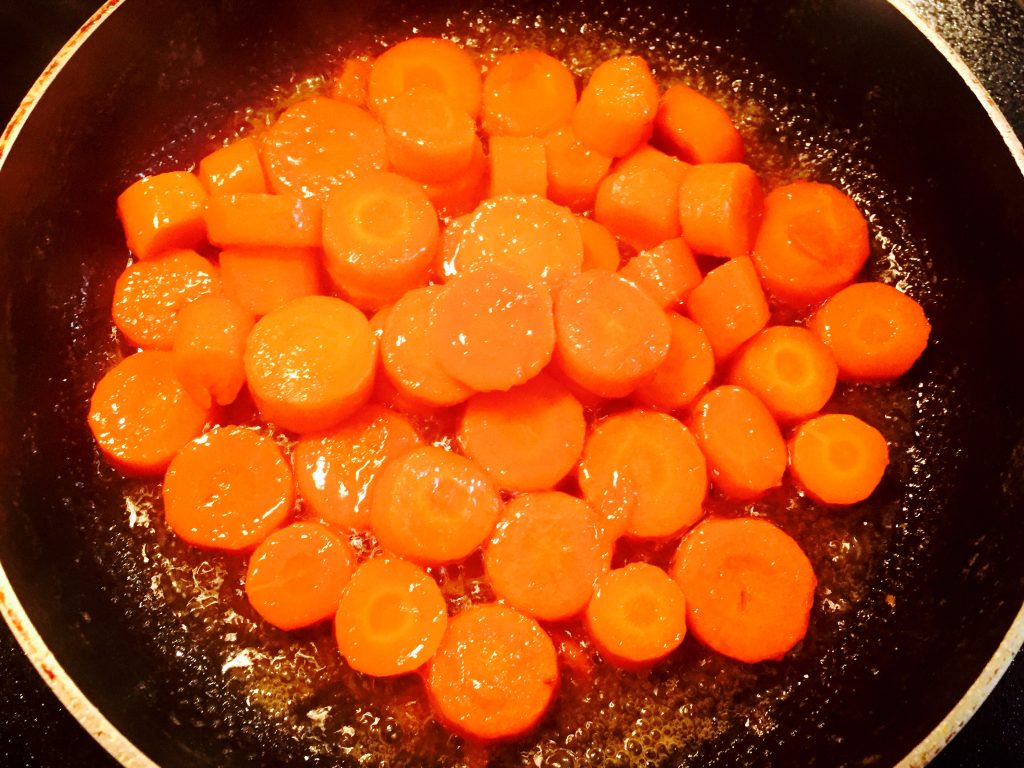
(619, 238), (701, 308)
(686, 257), (769, 360)
(330, 57), (373, 106)
(198, 137), (268, 196)
(488, 136), (548, 197)
(544, 124), (613, 212)
(678, 162), (764, 260)
(595, 145), (687, 250)
(789, 413), (889, 505)
(423, 138), (490, 218)
(205, 194), (322, 249)
(219, 247), (323, 317)
(654, 84), (744, 164)
(383, 87), (477, 183)
(368, 37), (482, 119)
(572, 56), (659, 158)
(482, 50), (577, 137)
(117, 171), (208, 260)
(577, 217), (621, 271)
(171, 295), (253, 408)
(632, 312), (715, 411)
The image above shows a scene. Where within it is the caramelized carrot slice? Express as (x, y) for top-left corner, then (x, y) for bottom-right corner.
(330, 56), (373, 106)
(383, 87), (477, 183)
(686, 257), (769, 361)
(619, 238), (701, 309)
(205, 193), (322, 250)
(572, 56), (659, 158)
(117, 171), (208, 260)
(482, 50), (577, 137)
(544, 124), (613, 212)
(632, 312), (715, 411)
(219, 247), (323, 317)
(198, 137), (268, 196)
(577, 217), (621, 271)
(423, 137), (490, 218)
(368, 37), (482, 119)
(488, 136), (548, 197)
(678, 162), (764, 260)
(790, 413), (890, 505)
(654, 84), (744, 164)
(171, 295), (254, 408)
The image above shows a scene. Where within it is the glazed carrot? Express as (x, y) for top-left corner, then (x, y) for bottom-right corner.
(553, 270), (671, 398)
(482, 50), (577, 137)
(808, 282), (930, 381)
(670, 517), (817, 663)
(244, 296), (376, 433)
(594, 145), (687, 250)
(162, 426), (294, 550)
(117, 171), (208, 260)
(654, 84), (744, 164)
(423, 137), (490, 218)
(579, 410), (707, 541)
(330, 56), (373, 106)
(543, 362), (606, 411)
(383, 87), (476, 183)
(205, 193), (322, 249)
(484, 492), (604, 621)
(691, 385), (787, 499)
(293, 404), (421, 531)
(335, 558), (448, 677)
(585, 563), (687, 668)
(245, 521), (356, 630)
(219, 247), (323, 317)
(368, 305), (440, 417)
(432, 264), (555, 392)
(577, 217), (620, 271)
(488, 136), (548, 197)
(426, 604), (558, 740)
(370, 446), (502, 564)
(752, 181), (870, 305)
(260, 97), (387, 200)
(457, 372), (586, 492)
(727, 326), (838, 422)
(197, 137), (268, 196)
(544, 124), (613, 212)
(678, 162), (764, 260)
(572, 56), (659, 158)
(322, 171), (438, 309)
(440, 195), (583, 293)
(790, 414), (889, 505)
(368, 37), (482, 119)
(88, 351), (210, 476)
(171, 295), (254, 408)
(619, 238), (701, 309)
(632, 312), (715, 411)
(111, 249), (220, 350)
(686, 257), (769, 360)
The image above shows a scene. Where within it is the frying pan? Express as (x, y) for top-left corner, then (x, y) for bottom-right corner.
(1, 0), (1022, 765)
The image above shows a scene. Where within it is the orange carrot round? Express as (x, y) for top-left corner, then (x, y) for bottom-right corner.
(544, 124), (613, 212)
(619, 238), (702, 309)
(368, 37), (482, 119)
(171, 294), (254, 408)
(482, 50), (577, 137)
(219, 246), (323, 317)
(654, 84), (744, 164)
(330, 56), (373, 107)
(577, 217), (621, 271)
(686, 256), (770, 360)
(383, 87), (477, 183)
(789, 413), (890, 505)
(423, 138), (489, 218)
(116, 171), (208, 260)
(488, 136), (548, 198)
(678, 162), (764, 260)
(572, 56), (659, 158)
(632, 312), (715, 411)
(198, 137), (268, 196)
(204, 193), (323, 249)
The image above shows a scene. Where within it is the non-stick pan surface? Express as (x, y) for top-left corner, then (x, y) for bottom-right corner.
(0, 1), (1022, 766)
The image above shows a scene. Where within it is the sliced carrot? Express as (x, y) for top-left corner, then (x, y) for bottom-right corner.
(572, 56), (659, 158)
(423, 137), (490, 218)
(790, 413), (889, 505)
(544, 124), (613, 212)
(383, 87), (476, 183)
(654, 84), (744, 164)
(457, 372), (585, 492)
(670, 517), (817, 663)
(335, 557), (448, 677)
(197, 137), (268, 196)
(260, 97), (386, 200)
(577, 217), (621, 271)
(686, 256), (769, 360)
(111, 249), (220, 350)
(163, 426), (294, 550)
(585, 563), (687, 668)
(678, 162), (764, 260)
(619, 238), (701, 309)
(691, 385), (787, 499)
(219, 246), (323, 317)
(427, 604), (558, 740)
(171, 294), (254, 408)
(330, 56), (373, 106)
(579, 409), (707, 541)
(752, 181), (870, 306)
(484, 491), (604, 621)
(482, 50), (577, 137)
(116, 171), (208, 260)
(293, 404), (422, 531)
(543, 362), (607, 410)
(88, 351), (211, 476)
(727, 325), (837, 422)
(553, 270), (671, 398)
(370, 445), (502, 564)
(244, 296), (376, 433)
(594, 144), (687, 250)
(368, 37), (482, 120)
(488, 136), (548, 197)
(368, 305), (440, 417)
(632, 312), (715, 411)
(322, 171), (438, 310)
(808, 281), (930, 381)
(245, 521), (356, 630)
(205, 193), (322, 249)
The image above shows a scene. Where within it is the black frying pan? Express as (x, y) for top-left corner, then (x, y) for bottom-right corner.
(1, 1), (1023, 766)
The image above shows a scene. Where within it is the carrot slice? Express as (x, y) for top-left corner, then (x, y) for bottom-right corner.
(116, 171), (208, 260)
(205, 193), (322, 249)
(245, 521), (356, 630)
(484, 492), (604, 621)
(163, 426), (294, 550)
(670, 517), (817, 663)
(488, 136), (548, 197)
(219, 246), (323, 317)
(457, 372), (585, 492)
(790, 413), (889, 505)
(293, 404), (422, 531)
(554, 270), (671, 398)
(579, 409), (707, 541)
(427, 603), (558, 740)
(572, 56), (659, 158)
(632, 312), (715, 411)
(482, 50), (577, 137)
(619, 238), (701, 309)
(654, 84), (744, 164)
(171, 295), (254, 408)
(335, 557), (448, 677)
(370, 445), (502, 564)
(544, 124), (613, 212)
(808, 281), (930, 381)
(88, 351), (210, 476)
(678, 162), (764, 260)
(383, 87), (476, 183)
(322, 171), (438, 309)
(368, 37), (482, 119)
(330, 56), (373, 106)
(752, 181), (870, 306)
(260, 97), (386, 200)
(691, 385), (786, 499)
(198, 137), (268, 196)
(244, 296), (376, 433)
(727, 326), (837, 422)
(423, 137), (490, 218)
(686, 256), (770, 360)
(585, 563), (687, 668)
(577, 217), (621, 271)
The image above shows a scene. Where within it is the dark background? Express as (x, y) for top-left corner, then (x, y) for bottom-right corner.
(0, 1), (1021, 766)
